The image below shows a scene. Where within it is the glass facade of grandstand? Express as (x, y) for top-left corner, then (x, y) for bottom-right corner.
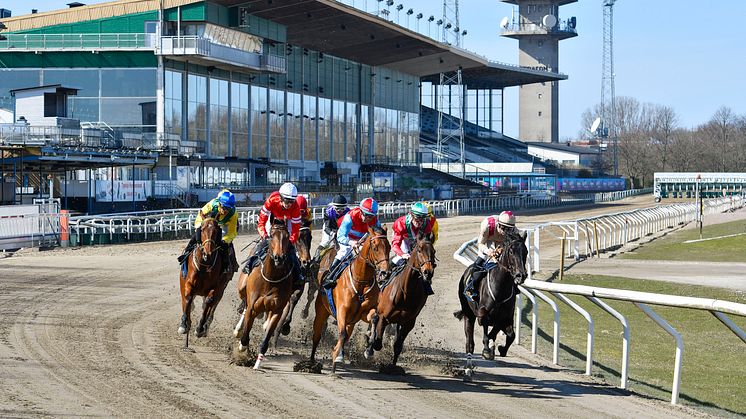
(0, 6), (420, 188)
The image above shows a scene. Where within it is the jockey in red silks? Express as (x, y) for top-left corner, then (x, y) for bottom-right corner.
(391, 202), (433, 266)
(247, 183), (302, 281)
(295, 195), (313, 228)
(463, 210), (517, 302)
(321, 197), (380, 289)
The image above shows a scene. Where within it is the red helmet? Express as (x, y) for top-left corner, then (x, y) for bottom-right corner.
(359, 197), (378, 216)
(295, 195), (308, 210)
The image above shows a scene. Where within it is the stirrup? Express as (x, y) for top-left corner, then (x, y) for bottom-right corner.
(464, 290), (478, 303)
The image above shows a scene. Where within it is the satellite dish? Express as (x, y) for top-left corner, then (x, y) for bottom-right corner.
(542, 14), (557, 28)
(590, 117), (601, 134)
(500, 17), (510, 29)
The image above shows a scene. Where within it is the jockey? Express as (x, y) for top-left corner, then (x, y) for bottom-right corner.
(391, 202), (433, 266)
(321, 197), (380, 289)
(425, 202), (439, 244)
(248, 182), (302, 281)
(314, 194), (349, 262)
(177, 189), (239, 275)
(464, 210), (517, 302)
(296, 195), (313, 227)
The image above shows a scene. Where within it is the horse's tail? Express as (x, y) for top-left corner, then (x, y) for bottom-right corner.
(453, 309), (464, 321)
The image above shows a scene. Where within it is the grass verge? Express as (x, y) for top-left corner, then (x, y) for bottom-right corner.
(621, 219), (746, 262)
(517, 274), (746, 416)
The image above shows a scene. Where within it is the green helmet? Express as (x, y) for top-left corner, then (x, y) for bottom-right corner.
(410, 202), (429, 218)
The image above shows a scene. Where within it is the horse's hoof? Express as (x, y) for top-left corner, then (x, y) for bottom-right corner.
(497, 345), (508, 357)
(177, 326), (187, 335)
(482, 349), (494, 360)
(334, 355), (344, 364)
(232, 328), (240, 338)
(182, 346), (195, 353)
(238, 343), (247, 352)
(463, 368), (474, 382)
(364, 348), (373, 359)
(280, 322), (291, 336)
(253, 354), (265, 370)
(195, 328), (207, 338)
(300, 309), (309, 320)
(373, 339), (383, 351)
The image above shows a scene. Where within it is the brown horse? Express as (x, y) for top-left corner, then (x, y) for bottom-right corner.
(178, 218), (231, 350)
(274, 220), (313, 339)
(300, 238), (336, 320)
(309, 226), (391, 373)
(233, 218), (296, 369)
(455, 230), (528, 364)
(365, 232), (436, 368)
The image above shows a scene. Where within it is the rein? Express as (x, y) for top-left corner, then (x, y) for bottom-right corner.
(346, 233), (388, 301)
(483, 235), (523, 303)
(191, 238), (220, 273)
(260, 225), (292, 284)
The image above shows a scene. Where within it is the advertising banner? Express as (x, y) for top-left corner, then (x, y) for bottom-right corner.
(372, 172), (395, 192)
(556, 178), (625, 193)
(96, 180), (152, 202)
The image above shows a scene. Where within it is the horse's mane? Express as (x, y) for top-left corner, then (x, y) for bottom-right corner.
(371, 225), (386, 236)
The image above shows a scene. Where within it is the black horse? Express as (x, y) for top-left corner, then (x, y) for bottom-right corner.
(454, 229), (528, 361)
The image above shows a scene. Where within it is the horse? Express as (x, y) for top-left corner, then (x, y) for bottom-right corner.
(309, 226), (391, 373)
(178, 218), (232, 350)
(274, 219), (313, 339)
(233, 218), (296, 369)
(454, 229), (528, 362)
(366, 231), (437, 369)
(300, 236), (336, 320)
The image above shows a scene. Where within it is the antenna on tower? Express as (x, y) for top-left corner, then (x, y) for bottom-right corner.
(601, 0), (618, 175)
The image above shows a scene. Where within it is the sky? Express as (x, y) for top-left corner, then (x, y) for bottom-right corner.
(8, 0), (746, 141)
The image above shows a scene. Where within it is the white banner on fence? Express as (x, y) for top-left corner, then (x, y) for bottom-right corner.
(96, 181), (152, 202)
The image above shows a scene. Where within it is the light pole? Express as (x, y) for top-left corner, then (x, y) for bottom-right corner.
(695, 173), (702, 239)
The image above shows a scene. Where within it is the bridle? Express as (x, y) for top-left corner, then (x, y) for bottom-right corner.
(408, 239), (437, 280)
(261, 223), (293, 283)
(192, 224), (221, 273)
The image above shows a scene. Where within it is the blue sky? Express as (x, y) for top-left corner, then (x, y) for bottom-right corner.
(10, 0), (746, 140)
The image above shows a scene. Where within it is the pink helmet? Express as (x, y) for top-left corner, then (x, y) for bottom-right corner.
(497, 210), (516, 227)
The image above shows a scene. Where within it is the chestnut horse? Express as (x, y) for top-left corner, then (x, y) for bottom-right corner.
(274, 220), (313, 339)
(454, 229), (528, 361)
(233, 218), (296, 369)
(365, 232), (436, 368)
(178, 218), (231, 350)
(309, 226), (391, 373)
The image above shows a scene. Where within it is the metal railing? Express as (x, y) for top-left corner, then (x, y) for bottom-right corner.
(0, 33), (152, 51)
(157, 36), (286, 73)
(453, 195), (746, 405)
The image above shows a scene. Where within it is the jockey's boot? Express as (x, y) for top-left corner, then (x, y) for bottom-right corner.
(464, 270), (483, 303)
(321, 259), (342, 290)
(177, 243), (193, 264)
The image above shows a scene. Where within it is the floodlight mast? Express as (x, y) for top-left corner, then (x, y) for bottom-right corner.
(601, 0), (618, 175)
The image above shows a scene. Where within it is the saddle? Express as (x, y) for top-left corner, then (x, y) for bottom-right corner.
(241, 244), (269, 274)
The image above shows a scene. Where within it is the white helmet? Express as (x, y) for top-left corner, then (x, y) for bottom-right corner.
(497, 210), (516, 227)
(279, 182), (298, 200)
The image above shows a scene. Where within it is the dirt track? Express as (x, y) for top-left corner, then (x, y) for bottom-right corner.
(0, 195), (707, 418)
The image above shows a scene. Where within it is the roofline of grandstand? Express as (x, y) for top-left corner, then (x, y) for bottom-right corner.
(527, 142), (601, 155)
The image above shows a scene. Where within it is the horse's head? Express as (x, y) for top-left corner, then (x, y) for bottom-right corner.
(268, 217), (290, 265)
(500, 229), (528, 285)
(296, 220), (313, 272)
(412, 231), (437, 283)
(199, 218), (222, 262)
(362, 225), (391, 285)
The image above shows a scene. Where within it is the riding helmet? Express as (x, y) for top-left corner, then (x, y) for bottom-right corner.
(279, 182), (298, 200)
(217, 190), (236, 209)
(497, 210), (516, 227)
(410, 202), (428, 218)
(332, 194), (348, 208)
(359, 197), (378, 216)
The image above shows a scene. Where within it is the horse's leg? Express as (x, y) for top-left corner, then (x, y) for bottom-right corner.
(373, 310), (387, 352)
(238, 299), (258, 352)
(180, 294), (195, 349)
(254, 311), (283, 369)
(331, 312), (349, 374)
(278, 286), (303, 337)
(481, 322), (496, 360)
(195, 292), (215, 338)
(301, 278), (317, 319)
(310, 293), (330, 363)
(463, 313), (475, 356)
(201, 281), (228, 337)
(392, 320), (415, 367)
(498, 324), (515, 357)
(364, 311), (380, 359)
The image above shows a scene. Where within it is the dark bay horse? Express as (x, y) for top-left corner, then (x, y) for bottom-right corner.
(454, 230), (528, 362)
(309, 226), (391, 373)
(275, 220), (313, 339)
(300, 237), (336, 320)
(178, 218), (231, 350)
(366, 232), (436, 369)
(233, 218), (296, 369)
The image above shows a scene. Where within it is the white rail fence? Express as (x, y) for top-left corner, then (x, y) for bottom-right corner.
(63, 190), (651, 246)
(453, 196), (746, 405)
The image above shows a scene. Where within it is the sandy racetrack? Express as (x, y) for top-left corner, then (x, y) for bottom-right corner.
(0, 196), (706, 418)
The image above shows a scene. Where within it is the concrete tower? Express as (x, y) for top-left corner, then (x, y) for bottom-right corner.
(500, 1), (577, 143)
